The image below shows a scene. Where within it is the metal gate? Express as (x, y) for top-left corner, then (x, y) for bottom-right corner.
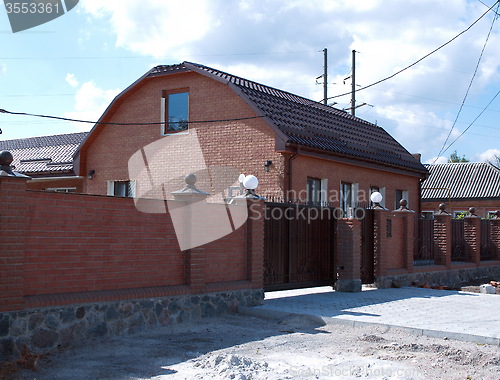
(452, 219), (466, 261)
(360, 209), (375, 284)
(263, 202), (336, 291)
(416, 218), (435, 265)
(481, 219), (493, 260)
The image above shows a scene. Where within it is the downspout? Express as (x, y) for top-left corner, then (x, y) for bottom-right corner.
(287, 149), (300, 200)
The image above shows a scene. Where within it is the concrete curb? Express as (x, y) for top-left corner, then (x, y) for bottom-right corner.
(238, 306), (500, 347)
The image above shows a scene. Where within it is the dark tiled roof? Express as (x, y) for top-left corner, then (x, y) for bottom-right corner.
(0, 132), (88, 175)
(422, 162), (500, 200)
(147, 62), (427, 175)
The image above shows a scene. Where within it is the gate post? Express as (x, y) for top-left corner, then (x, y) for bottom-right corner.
(490, 215), (500, 260)
(464, 208), (481, 265)
(433, 207), (452, 268)
(335, 218), (362, 292)
(0, 176), (30, 312)
(247, 199), (265, 289)
(392, 201), (416, 272)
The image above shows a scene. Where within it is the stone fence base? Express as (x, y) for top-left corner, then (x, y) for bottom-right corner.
(376, 265), (500, 290)
(0, 289), (264, 360)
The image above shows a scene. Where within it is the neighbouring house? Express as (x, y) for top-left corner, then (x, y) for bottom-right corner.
(74, 62), (428, 212)
(422, 162), (500, 218)
(0, 132), (88, 192)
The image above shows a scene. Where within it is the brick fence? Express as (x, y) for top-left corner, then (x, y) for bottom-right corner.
(1, 175), (499, 358)
(0, 176), (264, 358)
(370, 207), (500, 289)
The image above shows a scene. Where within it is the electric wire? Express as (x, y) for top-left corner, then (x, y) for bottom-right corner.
(0, 2), (498, 131)
(440, 89), (500, 156)
(434, 1), (499, 162)
(326, 0), (499, 102)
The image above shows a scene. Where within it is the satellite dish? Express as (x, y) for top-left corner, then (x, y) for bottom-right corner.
(238, 174), (245, 183)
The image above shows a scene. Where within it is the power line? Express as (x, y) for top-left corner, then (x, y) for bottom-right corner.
(0, 108), (264, 126)
(440, 89), (500, 156)
(326, 0), (500, 101)
(478, 0), (500, 15)
(1, 3), (498, 132)
(434, 1), (499, 161)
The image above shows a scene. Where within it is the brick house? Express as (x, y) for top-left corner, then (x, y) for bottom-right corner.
(422, 162), (500, 218)
(0, 132), (88, 193)
(74, 62), (427, 212)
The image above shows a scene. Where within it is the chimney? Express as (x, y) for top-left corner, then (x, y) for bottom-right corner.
(412, 153), (421, 162)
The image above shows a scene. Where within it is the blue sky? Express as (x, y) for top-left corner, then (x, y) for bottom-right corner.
(1, 0), (499, 164)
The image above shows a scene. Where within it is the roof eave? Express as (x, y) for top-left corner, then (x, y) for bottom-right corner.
(285, 143), (429, 178)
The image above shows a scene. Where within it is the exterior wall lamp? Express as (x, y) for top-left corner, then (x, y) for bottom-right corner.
(264, 160), (272, 172)
(370, 191), (384, 209)
(87, 169), (95, 180)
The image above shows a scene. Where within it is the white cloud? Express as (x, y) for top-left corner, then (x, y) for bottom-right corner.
(80, 0), (216, 58)
(78, 0), (500, 161)
(0, 63), (6, 77)
(65, 73), (79, 88)
(65, 80), (121, 131)
(425, 156), (448, 164)
(476, 148), (500, 163)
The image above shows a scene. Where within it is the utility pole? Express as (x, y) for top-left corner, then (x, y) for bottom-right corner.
(323, 48), (328, 105)
(351, 49), (356, 116)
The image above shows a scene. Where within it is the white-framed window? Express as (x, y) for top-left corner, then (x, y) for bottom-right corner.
(341, 182), (358, 217)
(307, 177), (321, 205)
(395, 189), (409, 209)
(161, 89), (189, 135)
(107, 180), (136, 197)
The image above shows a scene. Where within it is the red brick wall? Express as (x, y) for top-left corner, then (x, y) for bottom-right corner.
(81, 71), (285, 199)
(290, 155), (421, 209)
(0, 177), (263, 312)
(78, 70), (422, 208)
(0, 178), (29, 311)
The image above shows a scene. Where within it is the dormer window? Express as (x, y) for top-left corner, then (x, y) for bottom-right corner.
(161, 90), (189, 135)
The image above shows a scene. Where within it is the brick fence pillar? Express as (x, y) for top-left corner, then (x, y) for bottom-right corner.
(433, 213), (452, 267)
(490, 218), (500, 260)
(247, 200), (264, 289)
(0, 177), (30, 312)
(392, 209), (416, 272)
(464, 216), (481, 265)
(335, 218), (362, 292)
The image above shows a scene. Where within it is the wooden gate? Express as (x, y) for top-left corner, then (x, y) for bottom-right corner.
(263, 202), (336, 291)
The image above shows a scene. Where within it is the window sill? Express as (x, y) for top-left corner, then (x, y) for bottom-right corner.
(161, 131), (189, 137)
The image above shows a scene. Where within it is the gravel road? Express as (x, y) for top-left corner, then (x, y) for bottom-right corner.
(10, 313), (500, 380)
